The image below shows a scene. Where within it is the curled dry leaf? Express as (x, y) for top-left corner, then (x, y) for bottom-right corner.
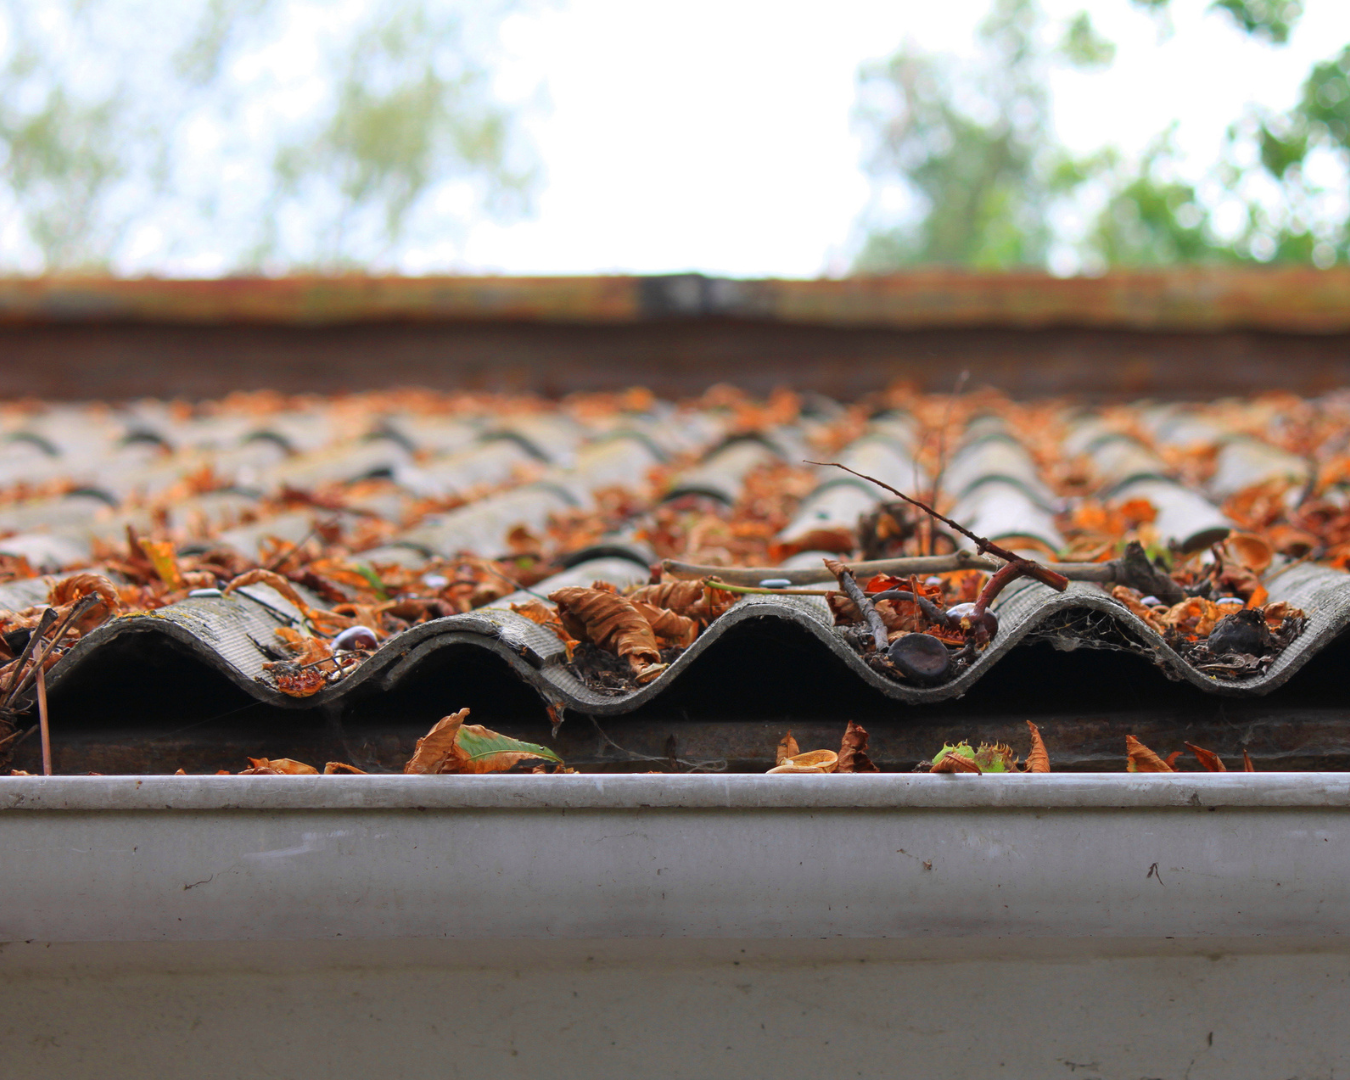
(767, 748), (838, 774)
(1125, 735), (1174, 773)
(224, 569), (320, 619)
(404, 708), (563, 774)
(930, 752), (981, 774)
(550, 587), (661, 673)
(242, 757), (319, 775)
(274, 626), (333, 667)
(1243, 749), (1256, 772)
(627, 580), (740, 626)
(776, 731), (800, 766)
(48, 572), (122, 631)
(404, 708), (469, 774)
(1185, 742), (1226, 772)
(1262, 600), (1304, 630)
(1227, 532), (1274, 576)
(631, 601), (698, 648)
(837, 720), (879, 773)
(324, 762), (367, 774)
(1023, 721), (1051, 773)
(1160, 597), (1224, 641)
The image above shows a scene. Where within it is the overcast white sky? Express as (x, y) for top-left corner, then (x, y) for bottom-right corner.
(424, 0), (1350, 278)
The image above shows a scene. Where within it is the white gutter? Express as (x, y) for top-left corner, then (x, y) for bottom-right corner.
(2, 773), (1347, 942)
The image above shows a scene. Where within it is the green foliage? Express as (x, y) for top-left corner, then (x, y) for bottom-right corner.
(0, 17), (127, 270)
(268, 2), (529, 266)
(1061, 12), (1116, 69)
(1088, 132), (1237, 266)
(1132, 0), (1303, 43)
(1210, 0), (1302, 44)
(855, 0), (1350, 273)
(1300, 46), (1350, 148)
(0, 0), (534, 271)
(854, 0), (1054, 270)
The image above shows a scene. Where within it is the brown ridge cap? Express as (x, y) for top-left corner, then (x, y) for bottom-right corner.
(1, 268), (1349, 332)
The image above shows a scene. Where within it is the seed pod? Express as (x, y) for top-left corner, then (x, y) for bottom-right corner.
(334, 625), (379, 652)
(1206, 609), (1272, 656)
(887, 632), (951, 684)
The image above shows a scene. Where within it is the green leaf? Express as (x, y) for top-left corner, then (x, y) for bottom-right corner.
(453, 724), (562, 771)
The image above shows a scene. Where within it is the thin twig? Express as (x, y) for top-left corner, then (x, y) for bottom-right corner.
(870, 589), (952, 628)
(0, 723), (33, 753)
(2, 596), (100, 713)
(806, 461), (1069, 594)
(665, 554), (1115, 587)
(0, 608), (58, 710)
(704, 580), (834, 597)
(37, 663), (50, 776)
(826, 560), (890, 652)
(483, 565), (549, 601)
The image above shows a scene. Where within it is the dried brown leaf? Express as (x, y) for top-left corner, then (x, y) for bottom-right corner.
(405, 708), (470, 774)
(631, 601), (698, 648)
(244, 757), (318, 775)
(776, 731), (799, 766)
(627, 580), (739, 626)
(837, 720), (879, 773)
(550, 587), (661, 672)
(1126, 735), (1175, 773)
(48, 572), (122, 630)
(272, 668), (327, 697)
(930, 753), (981, 774)
(404, 708), (562, 775)
(1024, 721), (1051, 773)
(223, 569), (319, 618)
(1243, 749), (1256, 772)
(1185, 742), (1227, 772)
(324, 762), (367, 774)
(1227, 532), (1274, 575)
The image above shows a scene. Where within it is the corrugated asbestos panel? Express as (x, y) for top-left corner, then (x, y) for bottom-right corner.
(0, 388), (1347, 728)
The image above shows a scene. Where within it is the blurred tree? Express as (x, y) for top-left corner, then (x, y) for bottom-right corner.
(0, 0), (535, 272)
(855, 0), (1348, 272)
(853, 0), (1065, 271)
(263, 2), (531, 267)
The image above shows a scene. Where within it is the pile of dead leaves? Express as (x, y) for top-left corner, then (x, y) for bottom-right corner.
(915, 727), (1255, 775)
(512, 579), (742, 692)
(203, 709), (569, 776)
(765, 721), (881, 774)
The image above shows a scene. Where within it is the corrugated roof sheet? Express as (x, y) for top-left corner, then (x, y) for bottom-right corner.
(0, 382), (1346, 777)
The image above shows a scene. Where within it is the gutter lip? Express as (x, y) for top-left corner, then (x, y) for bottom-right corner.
(1, 772), (1348, 812)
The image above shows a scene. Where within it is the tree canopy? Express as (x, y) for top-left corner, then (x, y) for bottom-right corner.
(0, 0), (534, 272)
(853, 0), (1350, 272)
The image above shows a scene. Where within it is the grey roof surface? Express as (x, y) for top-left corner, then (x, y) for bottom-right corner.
(0, 390), (1345, 732)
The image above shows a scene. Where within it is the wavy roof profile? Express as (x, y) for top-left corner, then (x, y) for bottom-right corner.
(0, 386), (1346, 751)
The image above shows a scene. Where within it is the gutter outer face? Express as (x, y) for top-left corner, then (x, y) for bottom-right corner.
(1, 773), (1347, 942)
